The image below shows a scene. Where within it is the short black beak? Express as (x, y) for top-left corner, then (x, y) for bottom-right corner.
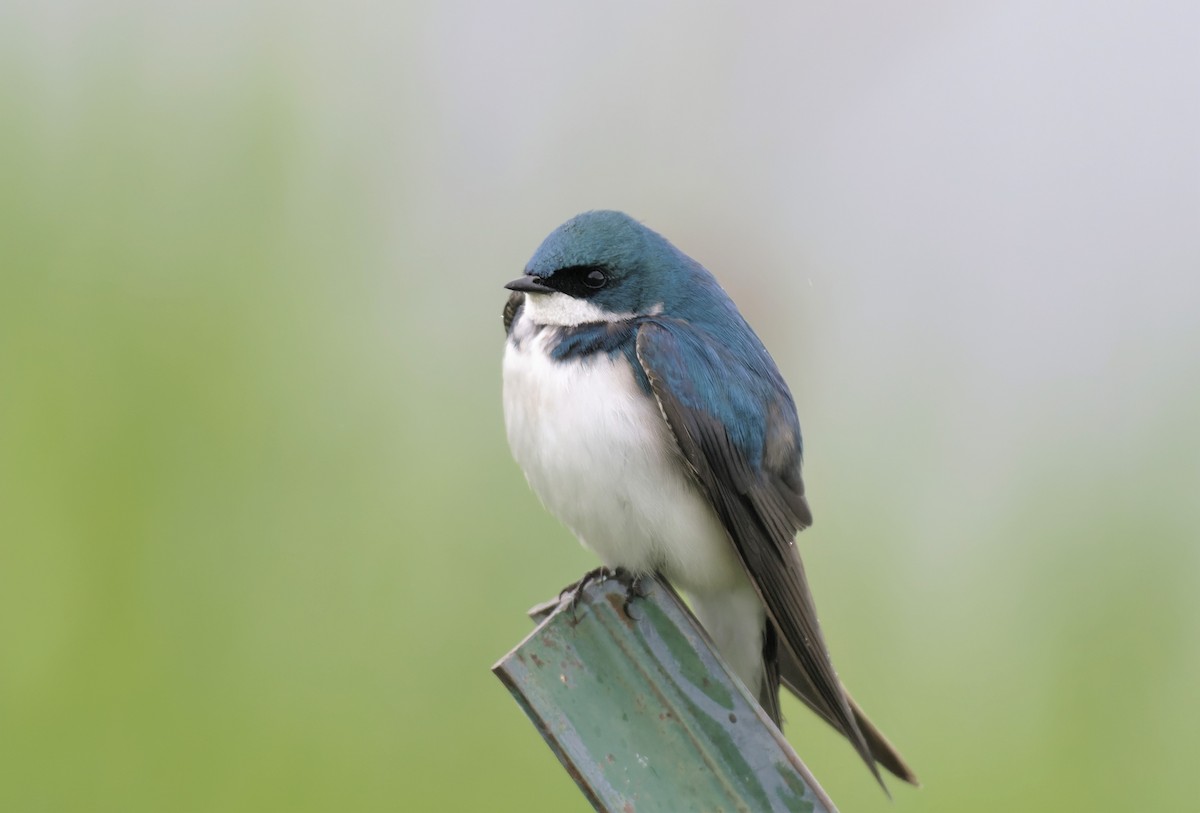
(505, 275), (554, 294)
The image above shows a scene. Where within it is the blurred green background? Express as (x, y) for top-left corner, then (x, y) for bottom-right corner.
(2, 2), (1198, 811)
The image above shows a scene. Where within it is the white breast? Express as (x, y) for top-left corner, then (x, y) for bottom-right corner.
(503, 316), (769, 695)
(501, 321), (748, 595)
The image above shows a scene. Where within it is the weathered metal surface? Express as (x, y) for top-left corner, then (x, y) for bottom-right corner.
(493, 575), (837, 813)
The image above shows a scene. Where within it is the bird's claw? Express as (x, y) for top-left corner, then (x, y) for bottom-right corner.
(614, 568), (650, 620)
(559, 566), (614, 620)
(557, 566), (651, 622)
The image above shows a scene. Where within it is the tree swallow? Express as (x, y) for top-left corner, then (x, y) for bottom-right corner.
(502, 211), (917, 787)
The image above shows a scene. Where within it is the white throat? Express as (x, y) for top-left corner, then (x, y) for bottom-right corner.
(521, 292), (635, 327)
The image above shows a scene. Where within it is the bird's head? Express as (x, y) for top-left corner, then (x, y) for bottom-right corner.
(506, 211), (695, 326)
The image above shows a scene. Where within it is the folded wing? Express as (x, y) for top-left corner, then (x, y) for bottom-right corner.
(635, 318), (897, 787)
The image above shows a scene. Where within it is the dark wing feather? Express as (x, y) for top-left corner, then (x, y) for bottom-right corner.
(635, 319), (885, 788)
(778, 647), (921, 785)
(503, 291), (524, 335)
(758, 619), (783, 726)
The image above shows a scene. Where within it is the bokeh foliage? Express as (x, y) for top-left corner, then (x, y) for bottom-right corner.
(1, 4), (1197, 812)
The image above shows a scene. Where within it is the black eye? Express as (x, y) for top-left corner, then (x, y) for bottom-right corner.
(547, 265), (611, 298)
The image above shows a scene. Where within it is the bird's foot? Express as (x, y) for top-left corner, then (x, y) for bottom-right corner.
(559, 566), (614, 620)
(558, 567), (652, 622)
(613, 568), (652, 620)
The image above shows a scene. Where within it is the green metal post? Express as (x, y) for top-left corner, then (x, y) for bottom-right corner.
(494, 574), (837, 813)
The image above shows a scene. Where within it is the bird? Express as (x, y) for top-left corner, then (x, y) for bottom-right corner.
(501, 210), (917, 788)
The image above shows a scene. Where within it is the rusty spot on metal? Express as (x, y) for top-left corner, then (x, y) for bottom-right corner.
(728, 712), (738, 724)
(555, 753), (601, 811)
(623, 802), (635, 813)
(605, 591), (636, 622)
(530, 653), (545, 668)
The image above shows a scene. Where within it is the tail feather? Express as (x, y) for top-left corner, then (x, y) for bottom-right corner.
(774, 635), (919, 786)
